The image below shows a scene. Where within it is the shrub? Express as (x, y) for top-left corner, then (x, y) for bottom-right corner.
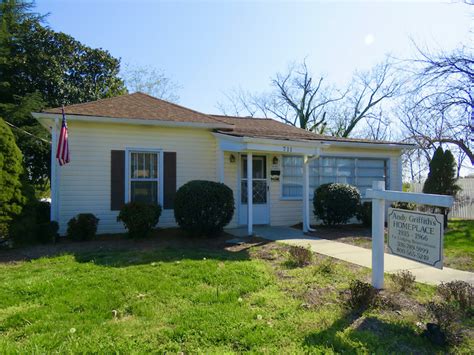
(174, 180), (234, 236)
(287, 245), (313, 267)
(425, 302), (461, 345)
(37, 221), (59, 243)
(117, 202), (161, 239)
(67, 213), (100, 241)
(437, 280), (473, 315)
(356, 201), (372, 227)
(346, 280), (378, 312)
(9, 201), (55, 245)
(390, 270), (416, 293)
(315, 259), (335, 275)
(313, 183), (361, 226)
(391, 201), (416, 211)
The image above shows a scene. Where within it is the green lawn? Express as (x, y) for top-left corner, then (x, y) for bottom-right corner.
(0, 235), (472, 353)
(444, 219), (474, 271)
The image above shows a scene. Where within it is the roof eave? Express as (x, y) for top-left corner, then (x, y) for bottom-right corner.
(32, 112), (234, 129)
(215, 131), (414, 150)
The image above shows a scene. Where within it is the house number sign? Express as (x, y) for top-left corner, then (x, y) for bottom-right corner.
(283, 146), (292, 152)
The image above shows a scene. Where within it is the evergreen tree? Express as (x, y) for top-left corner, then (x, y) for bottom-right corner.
(0, 0), (127, 190)
(0, 117), (25, 238)
(423, 147), (460, 226)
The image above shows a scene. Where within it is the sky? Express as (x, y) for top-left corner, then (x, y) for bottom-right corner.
(36, 0), (472, 115)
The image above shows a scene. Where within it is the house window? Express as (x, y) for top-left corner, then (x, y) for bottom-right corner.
(129, 151), (159, 204)
(282, 156), (303, 198)
(281, 155), (389, 199)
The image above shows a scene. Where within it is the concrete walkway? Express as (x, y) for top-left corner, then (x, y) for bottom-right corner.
(227, 226), (474, 286)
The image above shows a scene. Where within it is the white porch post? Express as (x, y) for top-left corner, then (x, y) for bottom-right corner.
(371, 181), (385, 289)
(217, 148), (224, 183)
(303, 155), (309, 233)
(247, 152), (253, 236)
(50, 118), (59, 222)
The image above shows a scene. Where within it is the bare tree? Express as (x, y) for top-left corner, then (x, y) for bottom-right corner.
(218, 61), (345, 132)
(401, 45), (473, 166)
(328, 60), (402, 137)
(122, 65), (181, 102)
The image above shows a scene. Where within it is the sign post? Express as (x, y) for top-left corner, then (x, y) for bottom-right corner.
(366, 181), (454, 289)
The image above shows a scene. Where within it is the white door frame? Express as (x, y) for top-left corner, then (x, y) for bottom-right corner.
(238, 153), (270, 225)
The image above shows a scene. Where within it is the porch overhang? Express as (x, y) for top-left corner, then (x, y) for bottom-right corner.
(213, 132), (329, 155)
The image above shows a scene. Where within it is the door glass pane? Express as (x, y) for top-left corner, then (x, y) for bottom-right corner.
(241, 156), (267, 204)
(242, 156), (266, 179)
(253, 159), (264, 179)
(241, 181), (267, 204)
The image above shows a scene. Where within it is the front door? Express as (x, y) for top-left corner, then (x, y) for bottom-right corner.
(240, 155), (270, 225)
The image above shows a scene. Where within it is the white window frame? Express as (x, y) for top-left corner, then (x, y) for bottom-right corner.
(280, 154), (392, 200)
(124, 148), (164, 206)
(280, 155), (305, 200)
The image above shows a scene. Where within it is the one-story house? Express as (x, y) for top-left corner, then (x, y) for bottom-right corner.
(33, 92), (412, 235)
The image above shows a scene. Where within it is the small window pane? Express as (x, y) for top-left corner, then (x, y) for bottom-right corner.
(130, 152), (158, 179)
(131, 181), (158, 204)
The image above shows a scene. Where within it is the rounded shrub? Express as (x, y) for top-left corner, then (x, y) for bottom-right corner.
(313, 183), (361, 226)
(174, 180), (234, 236)
(117, 202), (161, 239)
(67, 213), (100, 241)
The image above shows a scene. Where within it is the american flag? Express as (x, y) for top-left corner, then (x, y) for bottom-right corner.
(56, 106), (70, 166)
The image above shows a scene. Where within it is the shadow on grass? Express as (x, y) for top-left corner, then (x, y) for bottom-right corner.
(0, 228), (272, 267)
(73, 245), (252, 267)
(304, 311), (435, 353)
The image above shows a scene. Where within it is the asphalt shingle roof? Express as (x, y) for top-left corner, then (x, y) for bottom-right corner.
(43, 92), (225, 125)
(42, 93), (410, 146)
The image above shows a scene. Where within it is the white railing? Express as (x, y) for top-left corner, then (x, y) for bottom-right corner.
(410, 178), (474, 220)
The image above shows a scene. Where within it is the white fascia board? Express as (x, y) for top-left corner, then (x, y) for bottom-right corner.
(32, 112), (234, 129)
(213, 132), (328, 155)
(213, 132), (413, 152)
(324, 140), (415, 151)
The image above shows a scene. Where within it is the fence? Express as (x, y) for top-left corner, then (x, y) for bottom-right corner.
(410, 178), (474, 219)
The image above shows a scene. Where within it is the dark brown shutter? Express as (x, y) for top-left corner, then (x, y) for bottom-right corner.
(111, 150), (125, 211)
(163, 152), (177, 209)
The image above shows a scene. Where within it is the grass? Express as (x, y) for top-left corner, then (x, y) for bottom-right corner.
(0, 233), (472, 353)
(443, 219), (474, 271)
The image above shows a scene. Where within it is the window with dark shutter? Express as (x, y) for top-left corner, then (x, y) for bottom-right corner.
(111, 150), (125, 210)
(163, 152), (177, 209)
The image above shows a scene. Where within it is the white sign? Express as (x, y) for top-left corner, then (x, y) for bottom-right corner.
(387, 208), (444, 269)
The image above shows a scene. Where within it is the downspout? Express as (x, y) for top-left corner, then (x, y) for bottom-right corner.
(303, 150), (321, 233)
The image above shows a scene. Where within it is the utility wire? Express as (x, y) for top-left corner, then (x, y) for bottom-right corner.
(4, 120), (52, 144)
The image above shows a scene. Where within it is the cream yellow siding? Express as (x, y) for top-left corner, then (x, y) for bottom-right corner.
(57, 121), (217, 234)
(56, 120), (404, 234)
